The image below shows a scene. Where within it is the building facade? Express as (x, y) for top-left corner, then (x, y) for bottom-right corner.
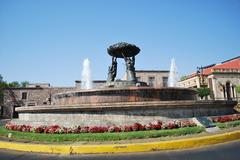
(179, 56), (240, 100)
(135, 70), (169, 87)
(75, 70), (170, 89)
(2, 83), (75, 118)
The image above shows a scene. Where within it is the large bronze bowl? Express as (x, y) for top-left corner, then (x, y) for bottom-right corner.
(107, 42), (140, 58)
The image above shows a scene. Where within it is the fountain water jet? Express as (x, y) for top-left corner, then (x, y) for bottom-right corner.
(81, 58), (92, 89)
(168, 58), (179, 87)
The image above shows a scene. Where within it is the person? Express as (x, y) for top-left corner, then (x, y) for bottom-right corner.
(123, 55), (135, 71)
(123, 55), (136, 81)
(107, 57), (117, 82)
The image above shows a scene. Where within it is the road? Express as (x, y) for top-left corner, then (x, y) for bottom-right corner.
(0, 140), (240, 160)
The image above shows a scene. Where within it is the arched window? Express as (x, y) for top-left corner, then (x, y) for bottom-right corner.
(226, 81), (231, 100)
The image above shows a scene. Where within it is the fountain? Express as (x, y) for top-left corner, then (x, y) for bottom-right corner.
(168, 58), (178, 87)
(81, 58), (92, 90)
(12, 42), (237, 127)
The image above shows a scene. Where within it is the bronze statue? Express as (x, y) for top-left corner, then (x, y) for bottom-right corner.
(123, 55), (136, 81)
(107, 42), (140, 82)
(107, 57), (117, 82)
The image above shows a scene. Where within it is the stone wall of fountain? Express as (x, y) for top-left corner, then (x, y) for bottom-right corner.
(53, 87), (197, 105)
(15, 100), (237, 127)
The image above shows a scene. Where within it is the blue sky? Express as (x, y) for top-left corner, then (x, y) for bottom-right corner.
(0, 0), (239, 86)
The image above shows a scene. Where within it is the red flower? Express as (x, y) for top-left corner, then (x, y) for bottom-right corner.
(35, 126), (45, 133)
(132, 123), (144, 131)
(180, 120), (196, 128)
(144, 124), (151, 130)
(72, 126), (81, 134)
(114, 126), (121, 132)
(80, 126), (89, 133)
(149, 120), (162, 130)
(121, 125), (132, 132)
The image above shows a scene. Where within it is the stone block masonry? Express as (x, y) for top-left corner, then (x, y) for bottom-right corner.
(2, 87), (75, 118)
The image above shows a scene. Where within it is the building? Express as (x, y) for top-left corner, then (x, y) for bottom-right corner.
(75, 70), (169, 88)
(2, 83), (75, 118)
(135, 70), (169, 87)
(179, 56), (240, 100)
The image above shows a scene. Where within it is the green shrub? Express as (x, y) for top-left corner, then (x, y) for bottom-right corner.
(196, 87), (211, 99)
(236, 85), (240, 94)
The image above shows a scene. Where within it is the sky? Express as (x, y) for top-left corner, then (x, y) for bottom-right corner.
(0, 0), (239, 86)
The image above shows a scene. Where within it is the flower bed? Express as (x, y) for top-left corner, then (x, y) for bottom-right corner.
(5, 120), (197, 134)
(211, 114), (240, 123)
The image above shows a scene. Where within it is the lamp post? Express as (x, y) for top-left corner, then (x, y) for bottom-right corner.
(197, 66), (205, 87)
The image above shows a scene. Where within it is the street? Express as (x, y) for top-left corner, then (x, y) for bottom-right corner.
(0, 140), (240, 160)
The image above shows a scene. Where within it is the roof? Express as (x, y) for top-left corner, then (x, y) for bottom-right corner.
(135, 70), (169, 73)
(202, 56), (240, 75)
(184, 56), (240, 80)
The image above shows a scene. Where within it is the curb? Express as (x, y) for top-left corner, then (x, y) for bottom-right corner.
(0, 130), (240, 154)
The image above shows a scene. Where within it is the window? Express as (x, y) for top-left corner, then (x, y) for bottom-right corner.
(162, 77), (168, 87)
(148, 77), (155, 87)
(27, 103), (36, 106)
(136, 77), (141, 81)
(21, 92), (27, 100)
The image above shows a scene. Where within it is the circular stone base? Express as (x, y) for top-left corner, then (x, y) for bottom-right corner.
(15, 100), (237, 127)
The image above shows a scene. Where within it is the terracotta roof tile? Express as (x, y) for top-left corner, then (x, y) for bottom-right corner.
(184, 57), (240, 79)
(202, 57), (240, 75)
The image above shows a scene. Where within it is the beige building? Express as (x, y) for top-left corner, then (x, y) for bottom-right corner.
(135, 70), (169, 87)
(2, 83), (75, 118)
(179, 56), (240, 100)
(75, 70), (170, 88)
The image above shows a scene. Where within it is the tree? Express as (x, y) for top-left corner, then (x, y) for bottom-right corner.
(0, 75), (29, 107)
(196, 87), (211, 100)
(20, 81), (30, 88)
(0, 74), (3, 82)
(180, 75), (187, 81)
(8, 81), (20, 88)
(236, 85), (240, 100)
(0, 75), (8, 106)
(236, 85), (240, 94)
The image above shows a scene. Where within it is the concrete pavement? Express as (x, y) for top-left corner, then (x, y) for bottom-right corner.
(0, 140), (240, 160)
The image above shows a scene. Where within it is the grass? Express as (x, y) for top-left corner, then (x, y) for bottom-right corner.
(215, 120), (240, 129)
(0, 126), (204, 142)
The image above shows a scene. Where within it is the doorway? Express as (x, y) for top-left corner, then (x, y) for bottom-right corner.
(226, 82), (231, 100)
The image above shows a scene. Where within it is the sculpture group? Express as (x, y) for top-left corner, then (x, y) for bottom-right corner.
(107, 42), (140, 82)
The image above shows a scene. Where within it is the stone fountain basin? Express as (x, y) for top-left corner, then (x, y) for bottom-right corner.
(13, 87), (237, 127)
(53, 87), (197, 105)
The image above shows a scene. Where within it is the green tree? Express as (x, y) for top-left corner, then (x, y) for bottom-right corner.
(0, 74), (3, 82)
(236, 85), (240, 101)
(20, 81), (30, 88)
(180, 76), (187, 81)
(236, 85), (240, 94)
(196, 87), (211, 100)
(0, 75), (8, 105)
(8, 81), (20, 88)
